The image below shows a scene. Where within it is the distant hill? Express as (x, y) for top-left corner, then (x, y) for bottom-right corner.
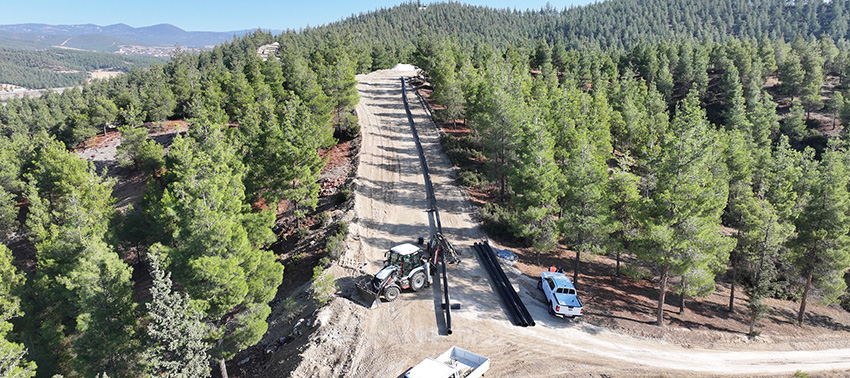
(0, 23), (274, 88)
(0, 23), (266, 51)
(280, 0), (850, 56)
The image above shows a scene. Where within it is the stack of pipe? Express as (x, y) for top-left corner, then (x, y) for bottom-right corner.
(473, 242), (535, 327)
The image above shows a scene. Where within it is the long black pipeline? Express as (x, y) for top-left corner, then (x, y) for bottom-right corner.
(483, 242), (535, 326)
(474, 243), (524, 326)
(401, 77), (451, 335)
(401, 78), (442, 233)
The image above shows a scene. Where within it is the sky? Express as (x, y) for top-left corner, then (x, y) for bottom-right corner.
(1, 0), (596, 32)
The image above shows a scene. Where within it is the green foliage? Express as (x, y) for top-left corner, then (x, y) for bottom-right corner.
(148, 124), (283, 363)
(0, 47), (161, 89)
(559, 131), (611, 283)
(295, 226), (310, 240)
(116, 125), (164, 172)
(790, 147), (850, 324)
(316, 211), (330, 227)
(283, 297), (303, 323)
(635, 90), (735, 326)
(478, 203), (523, 243)
(337, 185), (353, 202)
(311, 266), (336, 307)
(325, 233), (345, 260)
(15, 136), (141, 377)
(0, 244), (37, 378)
(144, 249), (211, 378)
(456, 170), (483, 187)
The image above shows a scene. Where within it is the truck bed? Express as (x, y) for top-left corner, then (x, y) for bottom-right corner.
(406, 346), (490, 378)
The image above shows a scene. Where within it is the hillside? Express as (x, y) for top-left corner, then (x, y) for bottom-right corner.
(0, 23), (255, 49)
(0, 23), (265, 89)
(278, 0), (850, 65)
(5, 1), (850, 377)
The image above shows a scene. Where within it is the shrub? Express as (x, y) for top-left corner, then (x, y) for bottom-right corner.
(338, 112), (361, 140)
(621, 263), (652, 281)
(325, 232), (345, 260)
(439, 133), (459, 150)
(295, 226), (309, 240)
(457, 170), (481, 187)
(337, 185), (353, 202)
(318, 256), (332, 267)
(333, 221), (349, 236)
(458, 135), (481, 150)
(280, 297), (302, 323)
(311, 266), (337, 307)
(316, 211), (330, 227)
(478, 203), (523, 243)
(137, 139), (165, 173)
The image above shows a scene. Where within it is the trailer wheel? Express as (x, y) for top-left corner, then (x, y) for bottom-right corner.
(410, 271), (426, 292)
(384, 285), (400, 302)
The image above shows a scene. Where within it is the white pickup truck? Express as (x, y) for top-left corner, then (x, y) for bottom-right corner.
(539, 271), (584, 319)
(405, 346), (490, 378)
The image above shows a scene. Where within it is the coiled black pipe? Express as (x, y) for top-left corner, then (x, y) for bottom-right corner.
(401, 77), (451, 335)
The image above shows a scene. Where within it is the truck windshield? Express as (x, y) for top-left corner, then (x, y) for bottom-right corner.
(556, 288), (575, 294)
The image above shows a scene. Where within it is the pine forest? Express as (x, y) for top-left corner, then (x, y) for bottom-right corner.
(3, 0), (850, 377)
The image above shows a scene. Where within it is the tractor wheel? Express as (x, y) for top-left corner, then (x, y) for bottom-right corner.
(537, 279), (543, 291)
(410, 271), (427, 292)
(548, 301), (556, 316)
(384, 285), (401, 302)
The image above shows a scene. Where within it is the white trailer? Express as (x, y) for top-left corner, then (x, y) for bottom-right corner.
(405, 346), (490, 378)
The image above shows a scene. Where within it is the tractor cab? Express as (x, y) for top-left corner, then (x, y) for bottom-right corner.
(386, 243), (425, 277)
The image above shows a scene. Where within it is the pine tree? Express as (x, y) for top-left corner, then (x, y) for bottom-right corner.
(781, 99), (807, 142)
(144, 248), (211, 378)
(560, 131), (610, 285)
(280, 49), (332, 129)
(779, 52), (805, 98)
(467, 59), (528, 201)
(829, 91), (844, 130)
(510, 107), (561, 253)
(635, 90), (734, 326)
(151, 123), (283, 378)
(0, 244), (36, 378)
(20, 137), (141, 377)
(608, 158), (641, 278)
(722, 128), (756, 313)
(140, 65), (176, 123)
(790, 146), (850, 325)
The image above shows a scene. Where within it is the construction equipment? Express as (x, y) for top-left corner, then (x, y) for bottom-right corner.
(356, 242), (432, 307)
(355, 232), (460, 308)
(428, 232), (460, 265)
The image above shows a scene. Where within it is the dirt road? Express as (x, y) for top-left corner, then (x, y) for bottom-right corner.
(285, 68), (850, 377)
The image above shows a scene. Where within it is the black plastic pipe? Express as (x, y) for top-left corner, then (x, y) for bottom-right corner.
(401, 77), (450, 335)
(483, 242), (535, 327)
(478, 242), (530, 327)
(474, 243), (524, 326)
